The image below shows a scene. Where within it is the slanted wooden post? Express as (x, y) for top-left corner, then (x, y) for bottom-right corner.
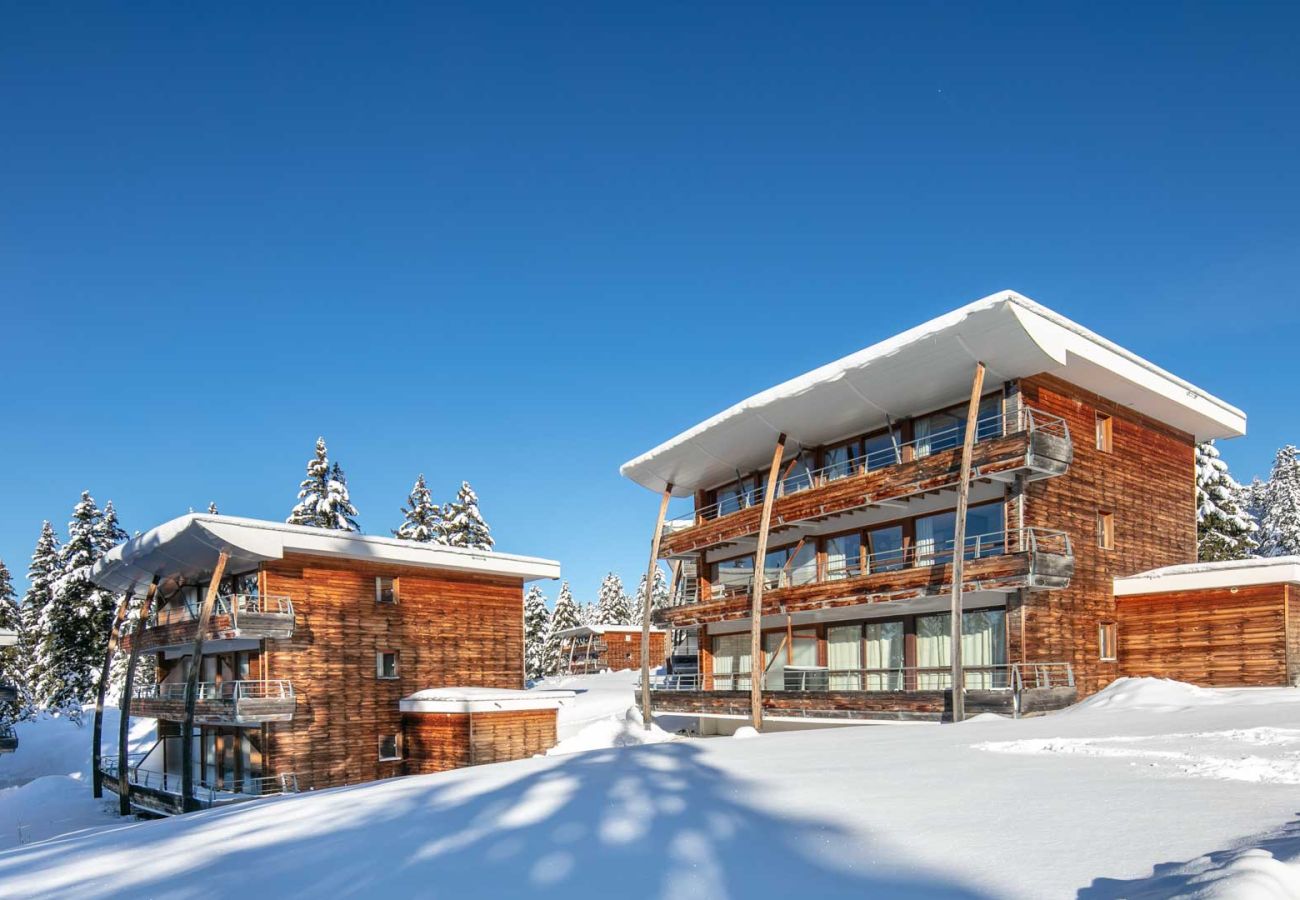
(118, 577), (160, 816)
(750, 433), (787, 731)
(640, 484), (673, 729)
(92, 589), (135, 798)
(949, 362), (987, 724)
(181, 551), (228, 812)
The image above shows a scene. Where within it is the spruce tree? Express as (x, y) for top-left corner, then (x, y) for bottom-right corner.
(442, 481), (494, 551)
(287, 437), (360, 531)
(1259, 445), (1300, 557)
(0, 560), (22, 724)
(632, 566), (670, 625)
(34, 492), (126, 715)
(543, 582), (581, 674)
(594, 573), (632, 625)
(523, 585), (551, 682)
(20, 521), (59, 715)
(394, 474), (443, 542)
(1195, 441), (1258, 561)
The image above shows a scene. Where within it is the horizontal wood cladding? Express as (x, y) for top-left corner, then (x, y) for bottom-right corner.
(658, 551), (1043, 628)
(595, 631), (667, 671)
(1019, 374), (1196, 697)
(1117, 585), (1292, 687)
(402, 709), (557, 775)
(660, 428), (1067, 558)
(262, 554), (526, 791)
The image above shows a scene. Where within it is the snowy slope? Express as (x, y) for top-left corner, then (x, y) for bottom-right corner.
(2, 680), (1300, 898)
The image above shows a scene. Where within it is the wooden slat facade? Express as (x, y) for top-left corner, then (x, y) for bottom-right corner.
(402, 709), (558, 775)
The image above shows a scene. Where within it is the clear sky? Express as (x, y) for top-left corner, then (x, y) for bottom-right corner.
(2, 2), (1297, 604)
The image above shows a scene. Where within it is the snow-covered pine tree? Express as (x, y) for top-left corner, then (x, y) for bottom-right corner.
(19, 521), (59, 716)
(442, 481), (494, 551)
(393, 474), (443, 542)
(1241, 477), (1269, 527)
(34, 492), (127, 715)
(543, 581), (581, 675)
(632, 566), (670, 625)
(523, 585), (551, 682)
(1259, 445), (1300, 557)
(287, 438), (360, 531)
(0, 559), (22, 723)
(1195, 441), (1258, 561)
(594, 572), (632, 625)
(579, 601), (600, 626)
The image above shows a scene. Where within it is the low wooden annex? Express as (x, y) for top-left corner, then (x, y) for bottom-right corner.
(88, 514), (560, 816)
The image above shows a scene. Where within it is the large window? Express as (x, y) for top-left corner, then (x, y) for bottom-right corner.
(863, 430), (902, 471)
(824, 533), (862, 580)
(865, 620), (905, 690)
(866, 525), (906, 573)
(822, 439), (863, 482)
(914, 396), (1003, 458)
(915, 503), (1005, 565)
(764, 542), (817, 588)
(713, 555), (755, 594)
(827, 625), (862, 690)
(965, 504), (1007, 558)
(711, 633), (751, 690)
(915, 609), (1007, 689)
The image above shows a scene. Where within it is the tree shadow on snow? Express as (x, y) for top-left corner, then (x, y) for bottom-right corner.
(1077, 814), (1300, 899)
(0, 740), (994, 899)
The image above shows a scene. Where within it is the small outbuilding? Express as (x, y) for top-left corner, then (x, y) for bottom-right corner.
(400, 688), (574, 774)
(1114, 558), (1300, 687)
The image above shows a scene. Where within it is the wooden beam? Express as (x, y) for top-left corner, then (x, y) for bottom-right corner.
(640, 484), (673, 729)
(949, 362), (986, 724)
(91, 589), (135, 799)
(118, 577), (160, 817)
(750, 433), (787, 731)
(181, 551), (229, 812)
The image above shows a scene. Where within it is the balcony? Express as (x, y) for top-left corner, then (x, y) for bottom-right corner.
(659, 407), (1072, 558)
(122, 593), (295, 654)
(130, 680), (297, 725)
(657, 527), (1073, 628)
(99, 754), (299, 816)
(0, 681), (16, 704)
(0, 724), (16, 754)
(640, 662), (1077, 723)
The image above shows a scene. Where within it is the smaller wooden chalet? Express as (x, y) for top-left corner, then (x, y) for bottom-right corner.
(87, 514), (560, 816)
(1115, 558), (1300, 687)
(0, 627), (17, 754)
(402, 687), (573, 772)
(552, 624), (666, 675)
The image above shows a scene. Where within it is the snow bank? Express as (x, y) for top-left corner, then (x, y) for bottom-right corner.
(546, 707), (675, 756)
(0, 707), (155, 788)
(534, 670), (648, 741)
(0, 777), (122, 851)
(1067, 677), (1300, 714)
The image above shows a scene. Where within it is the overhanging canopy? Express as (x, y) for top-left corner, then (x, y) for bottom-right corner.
(621, 291), (1246, 496)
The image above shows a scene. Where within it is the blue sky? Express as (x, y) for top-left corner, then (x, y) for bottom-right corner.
(2, 2), (1297, 604)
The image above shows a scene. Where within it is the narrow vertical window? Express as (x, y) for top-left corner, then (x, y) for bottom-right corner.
(1097, 512), (1115, 550)
(1099, 622), (1117, 661)
(375, 576), (397, 604)
(1095, 413), (1113, 453)
(376, 651), (399, 679)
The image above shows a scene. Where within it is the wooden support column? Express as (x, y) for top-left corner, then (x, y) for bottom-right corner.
(118, 577), (160, 816)
(181, 551), (229, 812)
(640, 484), (673, 729)
(91, 589), (135, 798)
(949, 362), (986, 724)
(750, 433), (787, 731)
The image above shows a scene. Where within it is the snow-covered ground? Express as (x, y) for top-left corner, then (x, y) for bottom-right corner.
(0, 709), (155, 851)
(2, 678), (1300, 897)
(540, 671), (677, 755)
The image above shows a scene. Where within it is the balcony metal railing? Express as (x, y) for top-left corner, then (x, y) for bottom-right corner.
(133, 679), (295, 703)
(0, 724), (17, 751)
(100, 754), (299, 806)
(642, 661), (1074, 694)
(666, 527), (1072, 607)
(147, 593), (294, 629)
(664, 407), (1069, 527)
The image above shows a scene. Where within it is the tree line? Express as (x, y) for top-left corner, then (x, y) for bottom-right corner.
(0, 436), (495, 727)
(1196, 441), (1300, 560)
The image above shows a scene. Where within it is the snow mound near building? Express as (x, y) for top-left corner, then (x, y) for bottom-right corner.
(1066, 676), (1295, 714)
(546, 707), (676, 756)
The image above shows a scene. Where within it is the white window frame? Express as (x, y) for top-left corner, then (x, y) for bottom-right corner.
(1099, 622), (1117, 662)
(375, 576), (398, 604)
(376, 650), (399, 680)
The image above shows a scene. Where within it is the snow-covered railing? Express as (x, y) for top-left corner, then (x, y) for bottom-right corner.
(667, 407), (1069, 524)
(100, 756), (300, 806)
(1011, 661), (1075, 691)
(147, 593), (293, 628)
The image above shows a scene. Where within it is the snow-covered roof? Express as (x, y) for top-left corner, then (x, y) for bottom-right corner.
(399, 687), (575, 714)
(0, 628), (16, 648)
(1115, 557), (1300, 596)
(621, 291), (1246, 496)
(553, 624), (665, 639)
(88, 513), (560, 593)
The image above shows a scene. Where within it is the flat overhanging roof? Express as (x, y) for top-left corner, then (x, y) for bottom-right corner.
(620, 291), (1246, 496)
(1115, 557), (1300, 596)
(89, 513), (561, 594)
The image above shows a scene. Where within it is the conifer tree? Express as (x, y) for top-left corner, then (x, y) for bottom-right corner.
(1259, 445), (1300, 557)
(0, 559), (22, 724)
(594, 572), (632, 625)
(442, 481), (494, 551)
(287, 437), (360, 531)
(394, 474), (443, 542)
(632, 566), (670, 625)
(1195, 441), (1258, 561)
(34, 492), (126, 715)
(543, 582), (581, 675)
(523, 585), (551, 682)
(20, 521), (59, 712)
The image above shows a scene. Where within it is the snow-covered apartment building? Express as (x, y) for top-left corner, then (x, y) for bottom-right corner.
(87, 515), (563, 815)
(626, 291), (1259, 731)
